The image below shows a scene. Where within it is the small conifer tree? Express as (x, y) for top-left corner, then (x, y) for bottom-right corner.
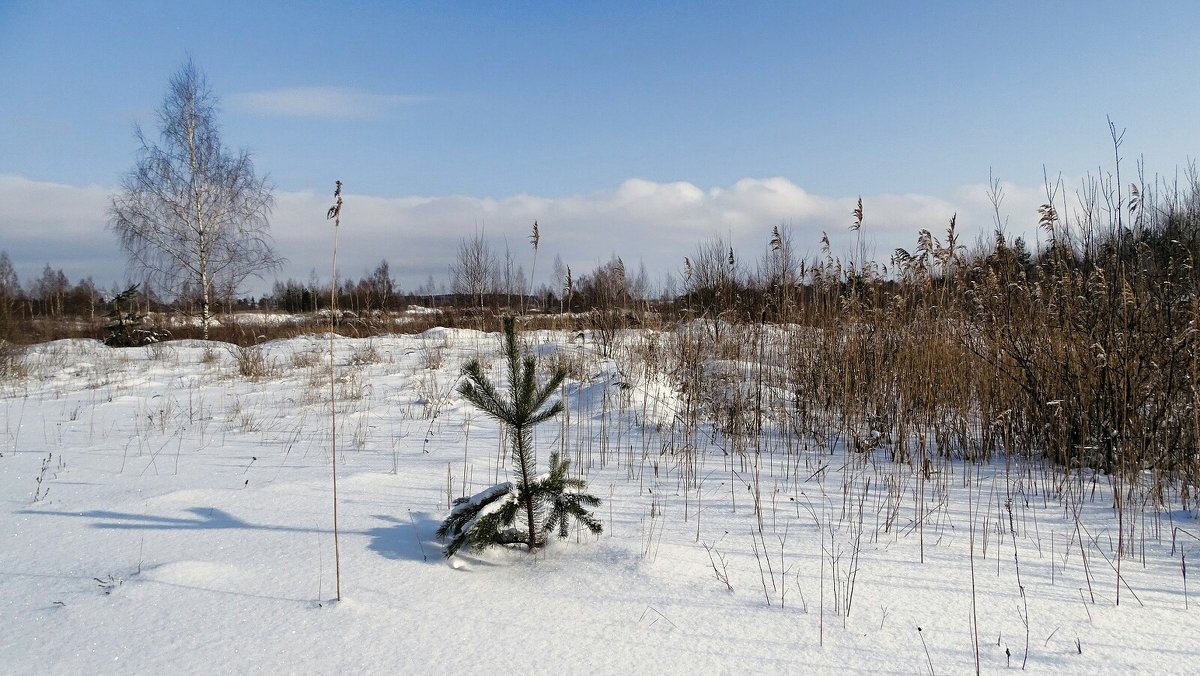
(437, 315), (601, 556)
(104, 284), (168, 347)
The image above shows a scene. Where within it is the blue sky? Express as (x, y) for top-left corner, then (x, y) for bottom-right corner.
(2, 1), (1198, 295)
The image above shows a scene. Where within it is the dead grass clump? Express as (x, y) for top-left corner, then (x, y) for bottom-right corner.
(415, 371), (450, 419)
(347, 341), (383, 366)
(418, 335), (447, 370)
(337, 369), (371, 401)
(0, 340), (27, 380)
(289, 347), (323, 369)
(232, 345), (279, 380)
(538, 344), (585, 383)
(146, 340), (174, 362)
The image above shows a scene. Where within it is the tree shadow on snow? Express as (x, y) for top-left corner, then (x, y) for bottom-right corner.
(22, 507), (460, 566)
(364, 513), (506, 569)
(364, 512), (444, 564)
(21, 507), (289, 531)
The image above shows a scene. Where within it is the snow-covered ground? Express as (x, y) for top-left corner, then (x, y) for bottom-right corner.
(1, 329), (1196, 674)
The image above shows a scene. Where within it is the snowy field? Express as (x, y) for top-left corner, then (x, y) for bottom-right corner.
(2, 327), (1197, 674)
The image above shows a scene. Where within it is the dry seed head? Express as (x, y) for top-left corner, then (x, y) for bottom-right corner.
(917, 229), (933, 255)
(1038, 203), (1057, 234)
(327, 180), (343, 221)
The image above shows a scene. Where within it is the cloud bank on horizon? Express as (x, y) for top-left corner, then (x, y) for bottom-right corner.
(0, 172), (1050, 298)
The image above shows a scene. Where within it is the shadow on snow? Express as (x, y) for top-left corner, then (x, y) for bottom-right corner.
(20, 507), (445, 564)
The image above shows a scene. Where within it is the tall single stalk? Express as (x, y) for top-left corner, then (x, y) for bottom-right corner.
(526, 220), (539, 314)
(326, 180), (343, 600)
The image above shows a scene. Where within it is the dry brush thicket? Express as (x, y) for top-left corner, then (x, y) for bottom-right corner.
(564, 170), (1200, 513)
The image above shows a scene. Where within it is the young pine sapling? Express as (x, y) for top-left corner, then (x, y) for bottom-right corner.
(103, 284), (169, 347)
(437, 315), (601, 556)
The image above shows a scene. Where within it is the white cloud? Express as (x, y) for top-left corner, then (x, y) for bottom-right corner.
(0, 174), (110, 231)
(228, 87), (427, 119)
(0, 173), (1045, 299)
(0, 174), (122, 287)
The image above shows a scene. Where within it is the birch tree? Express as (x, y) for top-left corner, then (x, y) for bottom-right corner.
(0, 252), (19, 323)
(449, 231), (495, 310)
(109, 60), (280, 338)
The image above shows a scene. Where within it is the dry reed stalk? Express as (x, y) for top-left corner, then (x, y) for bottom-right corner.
(326, 180), (344, 601)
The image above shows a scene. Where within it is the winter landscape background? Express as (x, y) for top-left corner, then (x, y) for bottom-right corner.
(2, 3), (1199, 673)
